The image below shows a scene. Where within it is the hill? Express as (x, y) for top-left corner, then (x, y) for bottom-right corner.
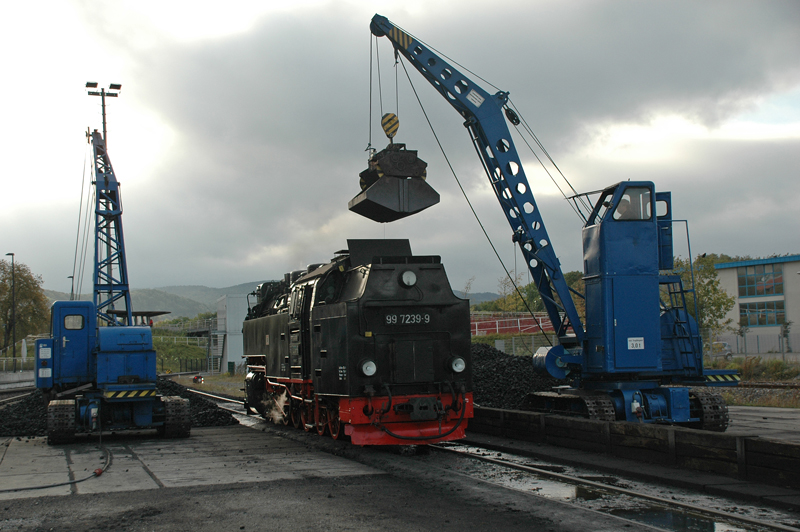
(43, 289), (211, 321)
(154, 281), (268, 308)
(455, 291), (499, 305)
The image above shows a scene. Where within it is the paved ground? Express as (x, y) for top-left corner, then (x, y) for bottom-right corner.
(0, 426), (380, 500)
(0, 423), (654, 532)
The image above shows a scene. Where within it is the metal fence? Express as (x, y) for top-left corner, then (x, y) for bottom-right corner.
(0, 358), (35, 372)
(152, 336), (210, 347)
(154, 318), (217, 334)
(711, 332), (800, 360)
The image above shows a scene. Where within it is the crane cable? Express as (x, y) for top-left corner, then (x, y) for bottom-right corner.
(395, 57), (554, 346)
(387, 20), (591, 224)
(71, 149), (89, 300)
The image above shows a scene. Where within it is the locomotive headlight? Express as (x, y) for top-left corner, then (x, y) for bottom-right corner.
(449, 356), (466, 373)
(400, 270), (417, 287)
(360, 359), (377, 377)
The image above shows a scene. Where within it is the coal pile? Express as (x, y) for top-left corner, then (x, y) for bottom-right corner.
(156, 378), (239, 428)
(0, 389), (48, 437)
(471, 342), (560, 410)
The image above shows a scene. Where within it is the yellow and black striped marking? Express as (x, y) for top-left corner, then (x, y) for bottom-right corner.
(104, 389), (157, 399)
(382, 113), (399, 138)
(388, 27), (413, 51)
(705, 374), (741, 383)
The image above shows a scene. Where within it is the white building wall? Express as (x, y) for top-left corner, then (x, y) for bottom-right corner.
(216, 294), (249, 371)
(715, 256), (800, 336)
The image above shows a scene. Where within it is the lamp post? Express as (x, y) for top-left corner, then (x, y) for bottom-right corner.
(85, 82), (122, 147)
(5, 253), (14, 362)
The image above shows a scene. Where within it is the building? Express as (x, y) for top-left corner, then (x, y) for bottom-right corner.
(215, 294), (250, 372)
(715, 255), (800, 354)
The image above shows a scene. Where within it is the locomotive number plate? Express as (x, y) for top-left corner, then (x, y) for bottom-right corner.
(386, 313), (430, 325)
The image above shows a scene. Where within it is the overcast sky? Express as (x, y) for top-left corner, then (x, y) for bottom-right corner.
(2, 0), (799, 296)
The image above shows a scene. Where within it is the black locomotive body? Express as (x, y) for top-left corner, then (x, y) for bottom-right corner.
(243, 239), (473, 445)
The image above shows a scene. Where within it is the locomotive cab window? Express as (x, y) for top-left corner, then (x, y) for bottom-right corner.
(289, 287), (304, 319)
(315, 270), (343, 304)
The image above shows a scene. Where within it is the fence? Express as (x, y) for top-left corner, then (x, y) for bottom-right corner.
(711, 332), (800, 358)
(490, 335), (558, 357)
(152, 336), (210, 347)
(0, 357), (35, 372)
(471, 311), (553, 336)
(154, 318), (217, 334)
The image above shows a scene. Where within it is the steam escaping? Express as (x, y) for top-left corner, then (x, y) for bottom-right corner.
(269, 389), (290, 424)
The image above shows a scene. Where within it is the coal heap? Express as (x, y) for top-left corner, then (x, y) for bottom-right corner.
(471, 342), (560, 410)
(156, 378), (239, 428)
(0, 389), (49, 437)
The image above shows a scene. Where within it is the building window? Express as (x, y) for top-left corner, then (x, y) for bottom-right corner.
(739, 301), (785, 327)
(737, 263), (783, 297)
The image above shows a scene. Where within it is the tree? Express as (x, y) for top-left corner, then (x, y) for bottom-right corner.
(672, 254), (735, 339)
(495, 270), (527, 312)
(0, 259), (50, 353)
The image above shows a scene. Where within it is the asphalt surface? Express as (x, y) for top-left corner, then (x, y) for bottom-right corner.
(0, 422), (659, 532)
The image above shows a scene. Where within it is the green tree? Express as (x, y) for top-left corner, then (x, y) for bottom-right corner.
(472, 269), (586, 319)
(672, 254), (735, 338)
(0, 259), (50, 353)
(518, 270), (585, 319)
(496, 270), (526, 312)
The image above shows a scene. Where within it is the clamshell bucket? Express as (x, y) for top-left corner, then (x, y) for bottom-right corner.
(349, 142), (439, 223)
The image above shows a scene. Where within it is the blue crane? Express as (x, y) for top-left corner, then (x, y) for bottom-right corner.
(358, 14), (737, 430)
(35, 114), (189, 443)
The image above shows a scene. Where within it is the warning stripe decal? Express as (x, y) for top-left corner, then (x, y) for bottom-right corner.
(381, 113), (399, 138)
(705, 374), (740, 382)
(388, 27), (413, 51)
(104, 390), (157, 399)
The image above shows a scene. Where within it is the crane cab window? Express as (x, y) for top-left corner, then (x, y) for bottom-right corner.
(64, 315), (85, 330)
(613, 187), (652, 221)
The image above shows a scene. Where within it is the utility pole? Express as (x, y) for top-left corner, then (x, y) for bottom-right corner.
(5, 253), (15, 363)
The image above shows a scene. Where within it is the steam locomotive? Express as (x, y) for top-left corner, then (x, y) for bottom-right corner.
(242, 239), (473, 445)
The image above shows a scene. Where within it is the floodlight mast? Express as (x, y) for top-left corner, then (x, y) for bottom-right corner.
(85, 82), (121, 148)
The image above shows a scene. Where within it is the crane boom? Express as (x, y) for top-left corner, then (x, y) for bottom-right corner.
(90, 130), (132, 326)
(370, 15), (584, 344)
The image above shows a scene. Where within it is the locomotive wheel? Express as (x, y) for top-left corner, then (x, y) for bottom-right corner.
(291, 401), (302, 429)
(300, 406), (311, 432)
(280, 396), (291, 425)
(328, 410), (341, 440)
(315, 406), (328, 437)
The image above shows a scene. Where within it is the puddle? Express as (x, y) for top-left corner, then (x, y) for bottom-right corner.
(426, 444), (797, 532)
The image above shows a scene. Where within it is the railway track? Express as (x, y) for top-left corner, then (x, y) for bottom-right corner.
(0, 387), (35, 406)
(427, 442), (800, 532)
(194, 385), (800, 531)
